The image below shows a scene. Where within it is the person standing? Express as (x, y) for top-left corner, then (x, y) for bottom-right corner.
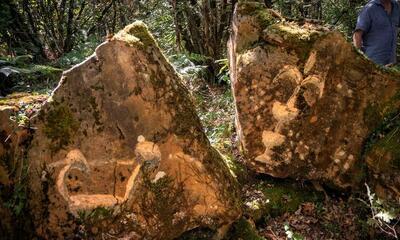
(353, 0), (400, 65)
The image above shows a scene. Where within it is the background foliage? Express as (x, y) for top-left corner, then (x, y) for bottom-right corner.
(0, 0), (372, 84)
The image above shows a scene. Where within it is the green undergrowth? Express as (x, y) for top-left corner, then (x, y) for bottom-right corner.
(55, 36), (101, 68)
(0, 92), (46, 106)
(0, 55), (62, 94)
(193, 87), (249, 180)
(197, 89), (234, 149)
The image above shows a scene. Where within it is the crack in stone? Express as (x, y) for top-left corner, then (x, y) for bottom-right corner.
(116, 124), (125, 140)
(113, 162), (117, 198)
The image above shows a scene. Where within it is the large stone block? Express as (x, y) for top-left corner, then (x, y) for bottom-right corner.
(28, 22), (240, 239)
(229, 2), (400, 190)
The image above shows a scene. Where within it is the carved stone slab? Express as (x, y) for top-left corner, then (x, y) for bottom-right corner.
(28, 22), (240, 239)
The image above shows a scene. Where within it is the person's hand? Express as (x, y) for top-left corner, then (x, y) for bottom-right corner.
(385, 63), (395, 67)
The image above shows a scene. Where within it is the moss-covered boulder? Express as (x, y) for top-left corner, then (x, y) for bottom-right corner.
(229, 1), (400, 190)
(27, 22), (240, 239)
(0, 92), (47, 239)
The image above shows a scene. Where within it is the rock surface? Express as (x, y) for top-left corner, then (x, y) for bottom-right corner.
(27, 22), (240, 239)
(229, 1), (400, 190)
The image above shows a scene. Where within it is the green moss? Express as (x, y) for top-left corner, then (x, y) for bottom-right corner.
(368, 126), (400, 172)
(225, 218), (265, 240)
(221, 153), (246, 179)
(126, 22), (157, 48)
(235, 1), (279, 37)
(365, 92), (400, 127)
(137, 169), (190, 239)
(89, 96), (101, 126)
(0, 92), (47, 107)
(237, 2), (278, 31)
(90, 84), (104, 91)
(77, 206), (113, 223)
(43, 105), (79, 153)
(114, 21), (158, 49)
(256, 9), (278, 30)
(257, 180), (324, 217)
(364, 103), (382, 129)
(373, 61), (400, 76)
(236, 1), (321, 61)
(266, 23), (322, 62)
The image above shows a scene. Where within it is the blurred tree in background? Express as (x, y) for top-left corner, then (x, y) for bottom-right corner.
(0, 0), (142, 60)
(0, 0), (372, 82)
(170, 0), (234, 82)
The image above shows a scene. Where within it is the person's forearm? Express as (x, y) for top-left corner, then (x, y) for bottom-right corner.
(353, 31), (363, 49)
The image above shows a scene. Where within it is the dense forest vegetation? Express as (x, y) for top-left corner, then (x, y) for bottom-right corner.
(1, 0), (369, 83)
(1, 0), (400, 240)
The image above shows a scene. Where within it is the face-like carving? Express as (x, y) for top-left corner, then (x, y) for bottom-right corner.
(255, 66), (324, 167)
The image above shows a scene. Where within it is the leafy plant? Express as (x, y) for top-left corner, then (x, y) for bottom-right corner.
(55, 36), (101, 68)
(215, 58), (230, 84)
(284, 223), (305, 240)
(359, 184), (400, 239)
(0, 55), (33, 67)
